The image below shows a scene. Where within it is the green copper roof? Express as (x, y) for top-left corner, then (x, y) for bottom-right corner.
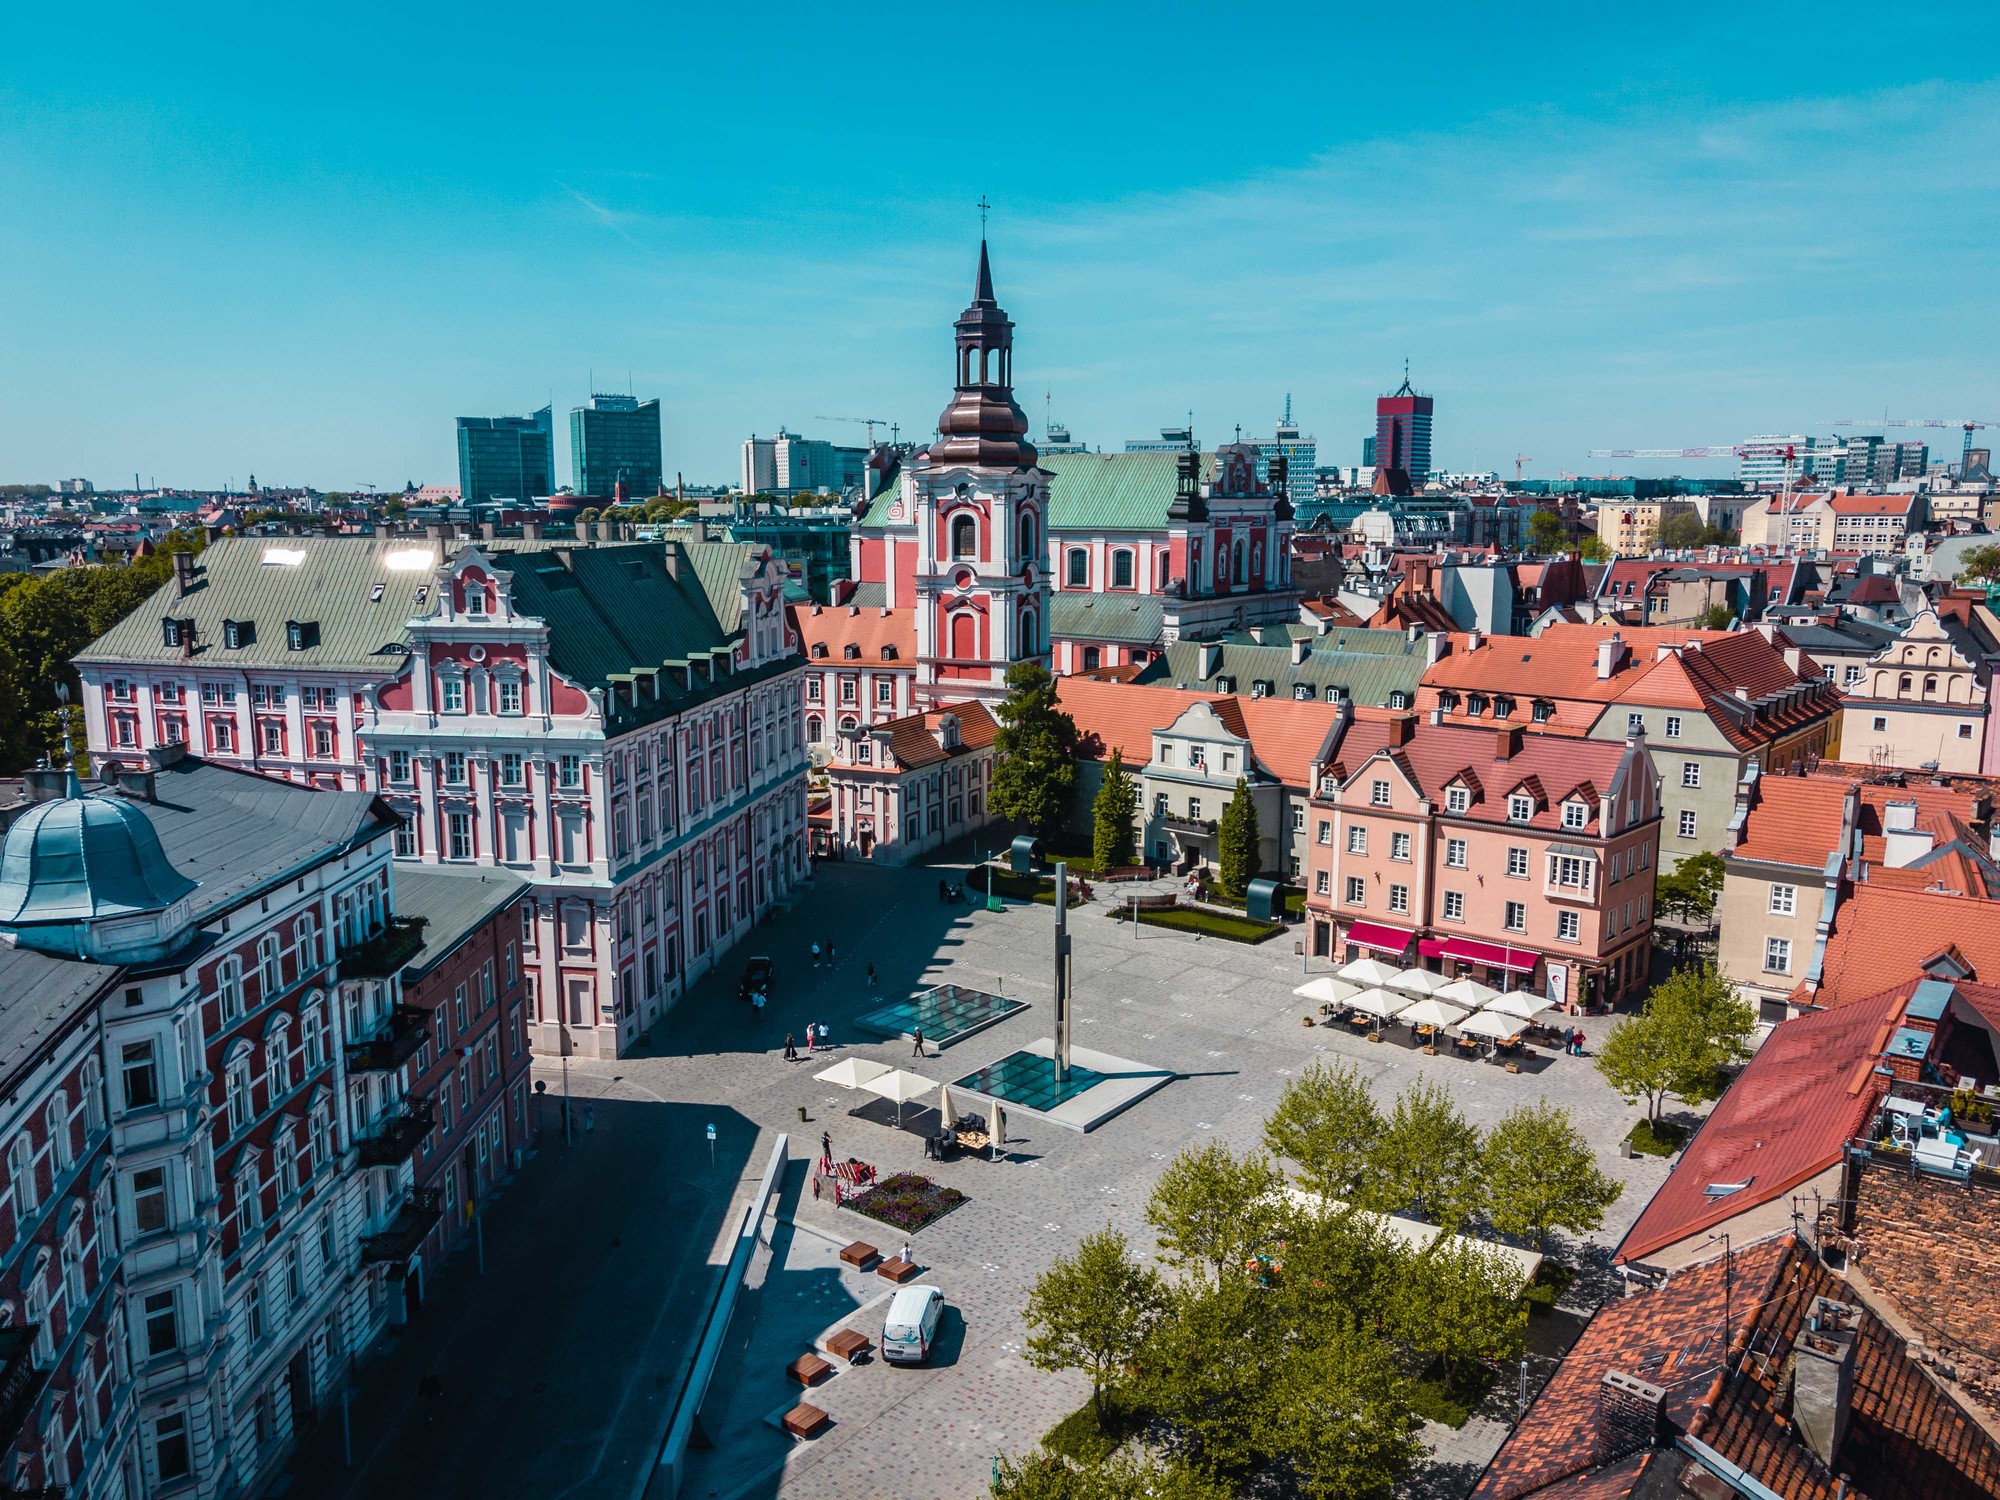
(1043, 452), (1215, 532)
(0, 777), (198, 927)
(1134, 630), (1428, 708)
(1049, 591), (1168, 646)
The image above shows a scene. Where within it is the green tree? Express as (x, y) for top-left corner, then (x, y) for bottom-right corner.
(1481, 1100), (1623, 1249)
(990, 662), (1081, 837)
(577, 506), (601, 523)
(1023, 1227), (1166, 1420)
(1656, 510), (1706, 549)
(1144, 1140), (1281, 1282)
(1579, 533), (1611, 562)
(1526, 509), (1567, 554)
(1655, 849), (1724, 926)
(1361, 1078), (1483, 1230)
(1216, 776), (1259, 897)
(1262, 1060), (1382, 1206)
(1131, 1278), (1276, 1482)
(991, 1451), (1233, 1500)
(1266, 1331), (1424, 1500)
(1959, 543), (2000, 586)
(1385, 1240), (1527, 1384)
(1597, 963), (1755, 1125)
(1090, 749), (1137, 871)
(1696, 602), (1735, 630)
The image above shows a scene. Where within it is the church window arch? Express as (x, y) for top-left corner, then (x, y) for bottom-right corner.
(951, 515), (978, 562)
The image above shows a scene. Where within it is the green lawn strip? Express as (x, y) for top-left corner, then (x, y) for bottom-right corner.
(1626, 1119), (1686, 1156)
(1129, 906), (1283, 943)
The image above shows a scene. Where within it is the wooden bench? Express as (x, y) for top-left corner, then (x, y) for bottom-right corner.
(838, 1241), (879, 1269)
(826, 1328), (872, 1363)
(788, 1352), (834, 1387)
(877, 1256), (918, 1283)
(781, 1402), (832, 1439)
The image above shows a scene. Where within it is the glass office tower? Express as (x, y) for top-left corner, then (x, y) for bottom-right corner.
(570, 395), (663, 498)
(457, 407), (555, 503)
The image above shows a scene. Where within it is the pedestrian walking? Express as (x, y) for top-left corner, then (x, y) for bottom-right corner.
(821, 1129), (833, 1164)
(753, 990), (766, 1024)
(784, 1032), (798, 1061)
(912, 1027), (926, 1058)
(810, 941), (822, 967)
(867, 963), (877, 988)
(805, 1021), (816, 1055)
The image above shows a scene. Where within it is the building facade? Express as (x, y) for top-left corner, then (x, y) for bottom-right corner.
(456, 409), (554, 506)
(821, 703), (1000, 862)
(568, 395), (662, 500)
(1374, 375), (1434, 486)
(740, 431), (866, 497)
(1837, 608), (1992, 774)
(1304, 720), (1662, 1009)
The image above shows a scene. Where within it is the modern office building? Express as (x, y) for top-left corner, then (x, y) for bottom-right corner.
(569, 395), (662, 499)
(1375, 374), (1434, 485)
(1124, 426), (1196, 453)
(1039, 423), (1088, 455)
(456, 408), (555, 505)
(740, 430), (866, 496)
(1736, 435), (1838, 486)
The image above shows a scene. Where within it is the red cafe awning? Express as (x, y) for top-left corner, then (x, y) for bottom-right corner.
(1343, 921), (1415, 956)
(1427, 936), (1540, 973)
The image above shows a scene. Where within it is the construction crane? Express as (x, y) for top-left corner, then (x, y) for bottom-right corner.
(1586, 445), (1752, 459)
(1514, 454), (1533, 481)
(1829, 417), (2000, 466)
(815, 415), (899, 446)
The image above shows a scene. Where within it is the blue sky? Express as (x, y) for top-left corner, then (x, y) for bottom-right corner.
(5, 1), (2000, 491)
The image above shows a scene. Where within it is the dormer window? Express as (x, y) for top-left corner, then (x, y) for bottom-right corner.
(1562, 801), (1589, 830)
(880, 646), (897, 661)
(465, 584), (487, 617)
(1214, 676), (1234, 693)
(1531, 700), (1554, 723)
(1493, 696), (1514, 719)
(284, 620), (318, 651)
(844, 643), (860, 660)
(1389, 691), (1411, 710)
(1447, 786), (1470, 815)
(1294, 684), (1313, 701)
(1467, 693), (1488, 717)
(1251, 680), (1270, 699)
(1508, 794), (1534, 822)
(223, 618), (253, 650)
(811, 643), (828, 659)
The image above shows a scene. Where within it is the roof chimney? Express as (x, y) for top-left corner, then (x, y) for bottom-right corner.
(1387, 712), (1416, 748)
(1291, 637), (1310, 666)
(1597, 632), (1625, 680)
(1496, 724), (1523, 760)
(1596, 1371), (1665, 1466)
(522, 520), (541, 540)
(1793, 1298), (1861, 1472)
(172, 550), (195, 596)
(1427, 632), (1450, 667)
(1466, 629), (1483, 653)
(1199, 642), (1223, 678)
(1783, 645), (1803, 675)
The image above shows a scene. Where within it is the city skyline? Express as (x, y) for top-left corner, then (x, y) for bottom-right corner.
(5, 2), (2000, 491)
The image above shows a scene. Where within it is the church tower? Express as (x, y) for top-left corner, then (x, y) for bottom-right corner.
(909, 241), (1051, 709)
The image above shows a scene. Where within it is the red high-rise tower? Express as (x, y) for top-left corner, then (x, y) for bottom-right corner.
(1374, 368), (1434, 487)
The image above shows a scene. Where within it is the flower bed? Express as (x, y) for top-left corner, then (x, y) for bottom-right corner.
(844, 1172), (967, 1233)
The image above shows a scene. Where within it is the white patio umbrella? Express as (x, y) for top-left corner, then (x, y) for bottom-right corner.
(814, 1057), (892, 1091)
(863, 1067), (937, 1126)
(1346, 987), (1407, 1020)
(1458, 1009), (1522, 1041)
(1397, 997), (1472, 1030)
(1293, 976), (1358, 1007)
(1486, 990), (1557, 1024)
(1388, 968), (1454, 997)
(1437, 977), (1502, 1008)
(1338, 957), (1406, 987)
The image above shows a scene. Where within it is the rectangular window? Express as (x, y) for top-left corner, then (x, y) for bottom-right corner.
(1681, 761), (1701, 788)
(498, 678), (522, 714)
(1678, 809), (1698, 839)
(1153, 793), (1169, 817)
(1769, 884), (1796, 916)
(1442, 890), (1464, 921)
(1370, 779), (1391, 807)
(389, 750), (412, 783)
(875, 677), (893, 704)
(1446, 786), (1469, 814)
(1664, 714), (1682, 739)
(1291, 805), (1305, 832)
(132, 1166), (169, 1235)
(501, 753), (524, 786)
(1187, 798), (1201, 820)
(154, 1413), (192, 1482)
(1872, 715), (1887, 732)
(806, 677), (822, 702)
(1557, 910), (1581, 942)
(447, 811), (473, 861)
(312, 724), (334, 758)
(1387, 883), (1409, 914)
(1390, 831), (1412, 862)
(444, 751), (467, 785)
(1504, 901), (1527, 932)
(394, 824), (417, 858)
(1563, 803), (1588, 830)
(1506, 847), (1528, 878)
(558, 755), (582, 789)
(1508, 794), (1533, 822)
(1764, 936), (1792, 974)
(1627, 712), (1645, 734)
(1346, 825), (1368, 855)
(121, 1040), (160, 1110)
(144, 1289), (179, 1356)
(1316, 820), (1331, 845)
(440, 677), (464, 713)
(1344, 876), (1366, 906)
(1554, 855), (1589, 888)
(1445, 837), (1467, 868)
(1314, 870), (1330, 895)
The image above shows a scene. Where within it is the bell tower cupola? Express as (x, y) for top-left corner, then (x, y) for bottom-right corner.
(932, 241), (1036, 468)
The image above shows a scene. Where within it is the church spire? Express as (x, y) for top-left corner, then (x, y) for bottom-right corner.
(932, 239), (1035, 467)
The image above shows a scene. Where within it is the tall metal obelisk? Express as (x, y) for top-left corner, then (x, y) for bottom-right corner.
(1054, 861), (1073, 1083)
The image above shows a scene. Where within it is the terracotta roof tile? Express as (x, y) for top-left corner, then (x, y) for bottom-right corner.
(790, 603), (917, 664)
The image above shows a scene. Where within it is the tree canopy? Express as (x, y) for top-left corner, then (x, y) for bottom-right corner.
(1526, 509), (1568, 554)
(990, 661), (1081, 836)
(1262, 1060), (1382, 1206)
(1216, 776), (1260, 896)
(1023, 1227), (1166, 1418)
(1655, 849), (1725, 926)
(1959, 543), (2000, 586)
(1360, 1078), (1484, 1231)
(1481, 1099), (1623, 1248)
(1091, 750), (1137, 871)
(1144, 1140), (1281, 1282)
(1597, 962), (1755, 1124)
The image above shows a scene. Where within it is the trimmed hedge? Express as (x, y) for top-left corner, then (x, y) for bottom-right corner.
(1119, 905), (1284, 944)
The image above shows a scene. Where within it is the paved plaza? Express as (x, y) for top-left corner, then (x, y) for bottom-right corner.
(287, 848), (1678, 1500)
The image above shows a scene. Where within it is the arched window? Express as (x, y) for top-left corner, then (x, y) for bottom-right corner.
(1067, 549), (1088, 587)
(301, 998), (326, 1072)
(257, 934), (282, 1001)
(216, 956), (244, 1022)
(1019, 611), (1039, 657)
(950, 611), (977, 662)
(294, 913), (319, 972)
(236, 1160), (262, 1233)
(309, 1101), (333, 1178)
(806, 714), (823, 744)
(46, 1094), (69, 1173)
(9, 1136), (36, 1216)
(275, 1128), (299, 1198)
(264, 1023), (290, 1098)
(1924, 674), (1939, 698)
(951, 515), (977, 561)
(1112, 550), (1134, 588)
(1158, 553), (1171, 590)
(1233, 540), (1247, 586)
(226, 1051), (255, 1135)
(1018, 512), (1036, 562)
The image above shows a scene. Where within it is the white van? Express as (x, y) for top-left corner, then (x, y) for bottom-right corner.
(882, 1285), (945, 1366)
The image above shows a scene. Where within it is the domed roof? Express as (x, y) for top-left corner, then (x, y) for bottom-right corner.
(0, 772), (197, 931)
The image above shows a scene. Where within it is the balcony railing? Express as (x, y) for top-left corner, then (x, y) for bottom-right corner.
(335, 917), (428, 981)
(346, 1005), (430, 1073)
(361, 1188), (443, 1265)
(1159, 814), (1217, 836)
(356, 1097), (435, 1169)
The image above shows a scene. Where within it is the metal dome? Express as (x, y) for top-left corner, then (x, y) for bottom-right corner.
(0, 772), (197, 954)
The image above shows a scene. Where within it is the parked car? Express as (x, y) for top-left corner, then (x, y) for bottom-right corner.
(737, 955), (774, 1002)
(882, 1285), (945, 1366)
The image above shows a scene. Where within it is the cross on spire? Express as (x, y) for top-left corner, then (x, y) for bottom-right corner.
(977, 194), (991, 232)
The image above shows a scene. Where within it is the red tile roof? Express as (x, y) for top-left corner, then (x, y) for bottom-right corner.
(1616, 994), (1902, 1265)
(1052, 676), (1360, 789)
(1830, 492), (1920, 516)
(1343, 721), (1636, 831)
(1477, 1235), (2000, 1500)
(1811, 882), (2000, 1007)
(790, 602), (917, 663)
(882, 701), (998, 770)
